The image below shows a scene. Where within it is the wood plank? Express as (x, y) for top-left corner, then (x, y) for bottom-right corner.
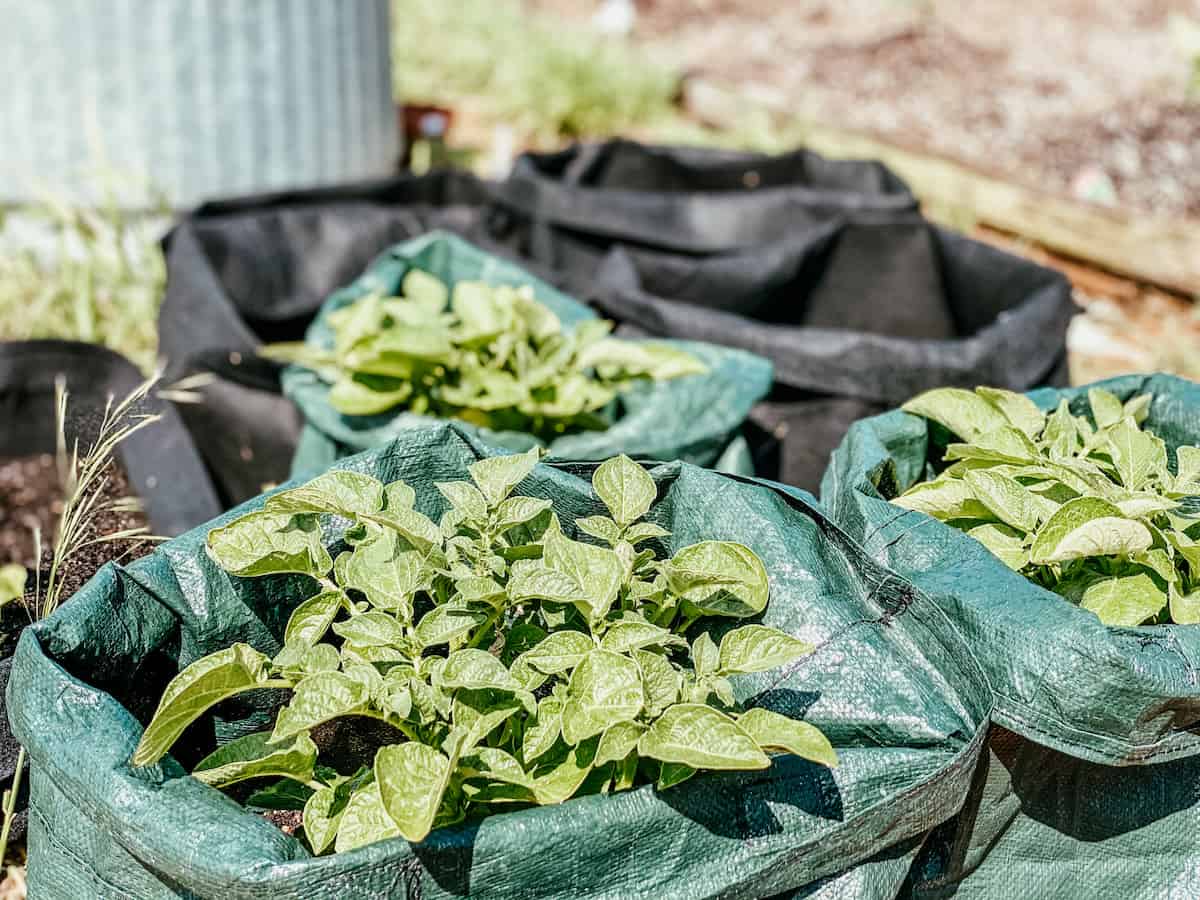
(683, 79), (1200, 295)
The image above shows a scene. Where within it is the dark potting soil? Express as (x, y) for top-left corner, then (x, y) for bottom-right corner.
(0, 454), (60, 571)
(0, 455), (151, 658)
(262, 809), (303, 836)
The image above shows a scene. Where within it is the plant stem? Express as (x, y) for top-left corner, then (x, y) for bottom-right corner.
(0, 747), (25, 865)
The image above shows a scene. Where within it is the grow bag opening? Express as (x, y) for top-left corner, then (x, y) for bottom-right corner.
(488, 139), (918, 276)
(283, 230), (772, 478)
(9, 425), (992, 899)
(586, 217), (1075, 493)
(524, 139), (914, 195)
(158, 171), (520, 507)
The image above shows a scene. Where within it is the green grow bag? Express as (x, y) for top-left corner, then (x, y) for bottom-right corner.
(820, 373), (1200, 899)
(283, 231), (773, 476)
(10, 424), (990, 899)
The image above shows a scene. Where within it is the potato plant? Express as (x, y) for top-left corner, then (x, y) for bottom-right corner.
(131, 451), (835, 853)
(894, 386), (1200, 626)
(264, 270), (706, 441)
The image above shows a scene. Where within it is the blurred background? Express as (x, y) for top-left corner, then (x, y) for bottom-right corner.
(1, 0), (1198, 391)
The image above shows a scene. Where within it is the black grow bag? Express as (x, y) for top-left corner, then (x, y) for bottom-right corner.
(585, 217), (1076, 492)
(487, 139), (917, 280)
(0, 339), (221, 835)
(158, 170), (533, 507)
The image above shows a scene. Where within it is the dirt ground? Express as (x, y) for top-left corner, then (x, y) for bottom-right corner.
(536, 0), (1200, 219)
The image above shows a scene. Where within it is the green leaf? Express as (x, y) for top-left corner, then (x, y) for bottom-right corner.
(623, 522), (671, 545)
(962, 469), (1044, 532)
(599, 620), (680, 654)
(284, 590), (345, 647)
(193, 731), (317, 788)
(1124, 393), (1152, 424)
(438, 648), (523, 693)
(384, 480), (416, 511)
(265, 471), (384, 519)
(461, 746), (534, 789)
(718, 625), (813, 675)
(414, 601), (488, 648)
(506, 561), (588, 605)
(303, 786), (346, 855)
(436, 481), (488, 523)
(530, 736), (599, 804)
(331, 612), (407, 648)
(737, 708), (838, 767)
(341, 532), (425, 614)
(892, 479), (991, 521)
(1043, 400), (1080, 458)
(521, 630), (595, 674)
(543, 522), (623, 621)
(329, 374), (412, 416)
(274, 641), (340, 677)
(132, 643), (273, 766)
(246, 778), (314, 811)
(692, 632), (719, 676)
(967, 523), (1028, 570)
(944, 426), (1040, 465)
(1030, 498), (1152, 565)
(595, 721), (647, 767)
(468, 447), (542, 508)
(638, 704), (769, 770)
(902, 388), (1010, 441)
(1115, 492), (1179, 519)
(207, 511), (331, 578)
(1106, 418), (1167, 491)
(1080, 572), (1167, 626)
(0, 564), (24, 607)
(575, 515), (623, 545)
(271, 671), (370, 742)
(493, 496), (552, 532)
(657, 762), (696, 790)
(593, 455), (657, 526)
(402, 268), (449, 312)
(668, 541), (769, 618)
(522, 696), (563, 763)
(560, 650), (644, 745)
(456, 576), (506, 605)
(1170, 583), (1200, 625)
(976, 387), (1046, 439)
(376, 742), (453, 843)
(1088, 388), (1125, 430)
(334, 782), (400, 854)
(1176, 446), (1200, 485)
(635, 649), (681, 716)
(370, 503), (443, 554)
(453, 689), (524, 750)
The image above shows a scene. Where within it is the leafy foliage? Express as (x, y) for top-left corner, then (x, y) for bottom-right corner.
(264, 271), (706, 442)
(132, 452), (833, 852)
(0, 565), (24, 609)
(894, 386), (1200, 626)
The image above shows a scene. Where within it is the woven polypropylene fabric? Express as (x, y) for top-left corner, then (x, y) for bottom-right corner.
(284, 231), (774, 476)
(821, 374), (1200, 898)
(11, 423), (991, 899)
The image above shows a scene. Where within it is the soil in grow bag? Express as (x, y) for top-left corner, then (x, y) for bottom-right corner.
(7, 424), (992, 900)
(486, 138), (917, 281)
(0, 339), (221, 839)
(158, 170), (548, 507)
(822, 374), (1200, 899)
(587, 216), (1076, 492)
